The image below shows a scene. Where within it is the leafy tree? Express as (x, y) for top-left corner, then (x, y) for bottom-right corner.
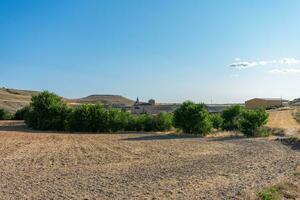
(25, 91), (70, 131)
(153, 112), (173, 131)
(173, 101), (212, 135)
(107, 108), (131, 132)
(68, 104), (108, 132)
(138, 114), (155, 131)
(210, 114), (223, 130)
(221, 105), (243, 131)
(0, 108), (12, 120)
(239, 109), (269, 137)
(14, 106), (30, 120)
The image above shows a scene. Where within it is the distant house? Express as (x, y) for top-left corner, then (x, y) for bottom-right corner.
(131, 98), (179, 115)
(245, 98), (289, 109)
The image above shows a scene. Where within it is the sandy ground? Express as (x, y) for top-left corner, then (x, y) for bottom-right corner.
(0, 121), (299, 199)
(267, 109), (300, 137)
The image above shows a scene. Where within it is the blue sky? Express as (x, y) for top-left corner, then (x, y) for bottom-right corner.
(1, 0), (300, 103)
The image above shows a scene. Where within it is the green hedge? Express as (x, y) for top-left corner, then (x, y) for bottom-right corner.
(22, 91), (269, 137)
(24, 91), (173, 132)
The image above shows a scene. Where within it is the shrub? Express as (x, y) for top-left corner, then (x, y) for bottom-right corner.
(210, 114), (223, 129)
(107, 108), (132, 132)
(68, 104), (108, 132)
(14, 106), (30, 120)
(138, 114), (155, 131)
(173, 101), (212, 135)
(221, 105), (243, 131)
(25, 91), (71, 131)
(239, 109), (269, 137)
(153, 112), (173, 131)
(0, 108), (12, 120)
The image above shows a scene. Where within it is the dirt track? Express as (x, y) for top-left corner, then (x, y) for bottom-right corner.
(0, 121), (299, 199)
(267, 109), (300, 136)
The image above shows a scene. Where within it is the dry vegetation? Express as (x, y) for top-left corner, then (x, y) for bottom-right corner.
(0, 121), (299, 199)
(266, 109), (300, 138)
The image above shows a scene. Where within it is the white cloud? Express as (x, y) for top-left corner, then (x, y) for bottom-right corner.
(278, 58), (300, 65)
(230, 57), (300, 69)
(269, 68), (300, 74)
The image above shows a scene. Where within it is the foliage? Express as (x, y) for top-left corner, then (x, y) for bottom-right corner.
(67, 104), (173, 133)
(239, 109), (269, 137)
(0, 108), (12, 120)
(107, 108), (132, 132)
(173, 101), (212, 135)
(25, 91), (71, 131)
(14, 106), (30, 120)
(221, 105), (243, 131)
(153, 112), (173, 131)
(257, 186), (280, 200)
(210, 114), (223, 129)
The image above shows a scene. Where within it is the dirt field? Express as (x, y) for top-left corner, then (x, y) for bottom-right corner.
(0, 121), (299, 199)
(267, 109), (300, 137)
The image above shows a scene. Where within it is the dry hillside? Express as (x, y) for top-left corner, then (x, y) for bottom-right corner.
(0, 88), (134, 113)
(0, 88), (39, 113)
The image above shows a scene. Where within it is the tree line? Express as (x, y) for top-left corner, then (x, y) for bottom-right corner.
(1, 91), (269, 137)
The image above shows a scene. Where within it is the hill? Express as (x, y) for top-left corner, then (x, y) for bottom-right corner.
(0, 88), (135, 113)
(0, 88), (39, 113)
(69, 95), (135, 106)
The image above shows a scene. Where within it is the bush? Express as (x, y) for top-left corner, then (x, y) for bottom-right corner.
(210, 114), (223, 129)
(239, 109), (269, 137)
(68, 104), (108, 132)
(14, 106), (30, 120)
(25, 91), (71, 131)
(221, 105), (243, 131)
(173, 101), (212, 135)
(67, 104), (173, 133)
(135, 113), (172, 132)
(153, 112), (173, 131)
(107, 108), (132, 132)
(0, 108), (12, 120)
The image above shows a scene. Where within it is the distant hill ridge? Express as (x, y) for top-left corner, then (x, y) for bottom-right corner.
(0, 88), (135, 113)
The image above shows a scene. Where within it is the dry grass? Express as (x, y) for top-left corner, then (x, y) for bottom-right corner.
(266, 109), (300, 138)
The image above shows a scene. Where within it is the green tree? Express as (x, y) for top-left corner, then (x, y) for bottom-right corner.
(153, 113), (173, 131)
(25, 91), (70, 130)
(239, 109), (269, 137)
(221, 105), (243, 131)
(173, 101), (212, 135)
(107, 108), (132, 132)
(210, 114), (223, 130)
(0, 108), (12, 120)
(68, 104), (108, 132)
(14, 106), (30, 120)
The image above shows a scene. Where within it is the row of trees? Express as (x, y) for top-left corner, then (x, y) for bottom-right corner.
(23, 91), (172, 132)
(171, 101), (269, 137)
(7, 91), (269, 137)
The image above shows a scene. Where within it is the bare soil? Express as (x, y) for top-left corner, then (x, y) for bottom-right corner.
(0, 121), (299, 199)
(267, 109), (300, 137)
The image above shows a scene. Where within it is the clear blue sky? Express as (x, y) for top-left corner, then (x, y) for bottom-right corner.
(1, 0), (300, 103)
